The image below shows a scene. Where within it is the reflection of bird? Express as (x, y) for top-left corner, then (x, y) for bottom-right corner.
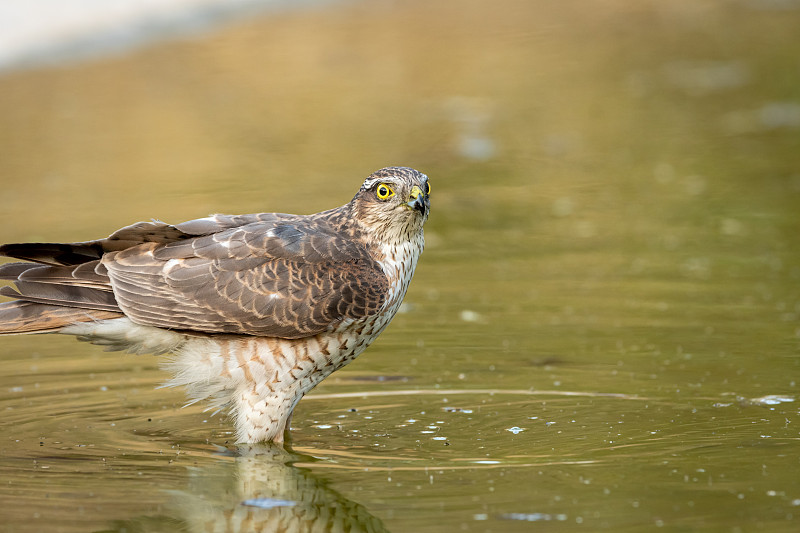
(109, 444), (389, 533)
(0, 167), (429, 442)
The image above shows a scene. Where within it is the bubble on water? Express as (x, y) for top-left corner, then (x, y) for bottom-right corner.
(759, 395), (793, 405)
(500, 512), (568, 522)
(506, 426), (525, 434)
(444, 407), (473, 414)
(739, 395), (794, 407)
(459, 310), (482, 322)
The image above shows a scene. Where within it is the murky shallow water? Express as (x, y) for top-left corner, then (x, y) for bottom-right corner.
(1, 0), (800, 531)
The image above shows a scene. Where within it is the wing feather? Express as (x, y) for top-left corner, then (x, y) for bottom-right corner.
(101, 212), (388, 338)
(1, 209), (388, 338)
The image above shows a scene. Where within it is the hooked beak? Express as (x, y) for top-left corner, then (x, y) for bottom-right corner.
(406, 185), (429, 215)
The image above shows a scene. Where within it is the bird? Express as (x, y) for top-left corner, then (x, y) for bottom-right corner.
(0, 166), (429, 443)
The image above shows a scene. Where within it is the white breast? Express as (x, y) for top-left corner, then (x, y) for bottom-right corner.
(377, 231), (425, 318)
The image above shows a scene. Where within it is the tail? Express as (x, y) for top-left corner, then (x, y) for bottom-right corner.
(0, 243), (125, 335)
(0, 220), (209, 336)
(0, 300), (122, 335)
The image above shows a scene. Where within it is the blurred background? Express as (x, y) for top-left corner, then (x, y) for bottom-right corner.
(1, 0), (799, 531)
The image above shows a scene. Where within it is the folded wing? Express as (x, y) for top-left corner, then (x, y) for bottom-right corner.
(0, 212), (389, 338)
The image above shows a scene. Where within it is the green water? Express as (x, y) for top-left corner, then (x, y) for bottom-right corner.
(1, 0), (799, 531)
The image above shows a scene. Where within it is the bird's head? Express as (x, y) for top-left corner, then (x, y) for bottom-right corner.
(350, 167), (430, 240)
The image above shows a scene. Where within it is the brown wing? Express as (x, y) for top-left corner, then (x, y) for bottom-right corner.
(0, 214), (278, 319)
(0, 212), (389, 339)
(104, 214), (389, 338)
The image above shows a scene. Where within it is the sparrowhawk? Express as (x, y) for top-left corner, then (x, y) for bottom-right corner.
(0, 167), (430, 443)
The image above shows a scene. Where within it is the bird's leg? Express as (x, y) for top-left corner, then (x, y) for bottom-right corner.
(284, 410), (294, 434)
(271, 413), (291, 445)
(224, 337), (315, 443)
(272, 397), (301, 444)
(233, 386), (289, 443)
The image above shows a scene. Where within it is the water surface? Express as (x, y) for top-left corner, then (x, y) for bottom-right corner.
(1, 0), (799, 531)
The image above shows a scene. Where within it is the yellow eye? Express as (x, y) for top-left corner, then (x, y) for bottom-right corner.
(423, 181), (430, 196)
(376, 183), (394, 200)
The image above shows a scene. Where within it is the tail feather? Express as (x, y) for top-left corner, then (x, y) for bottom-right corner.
(0, 223), (207, 336)
(0, 262), (38, 279)
(0, 283), (120, 312)
(0, 220), (197, 268)
(1, 244), (123, 334)
(0, 242), (104, 266)
(0, 300), (122, 335)
(1, 260), (110, 289)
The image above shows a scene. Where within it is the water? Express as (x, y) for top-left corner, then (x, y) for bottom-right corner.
(0, 0), (331, 72)
(1, 0), (800, 531)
